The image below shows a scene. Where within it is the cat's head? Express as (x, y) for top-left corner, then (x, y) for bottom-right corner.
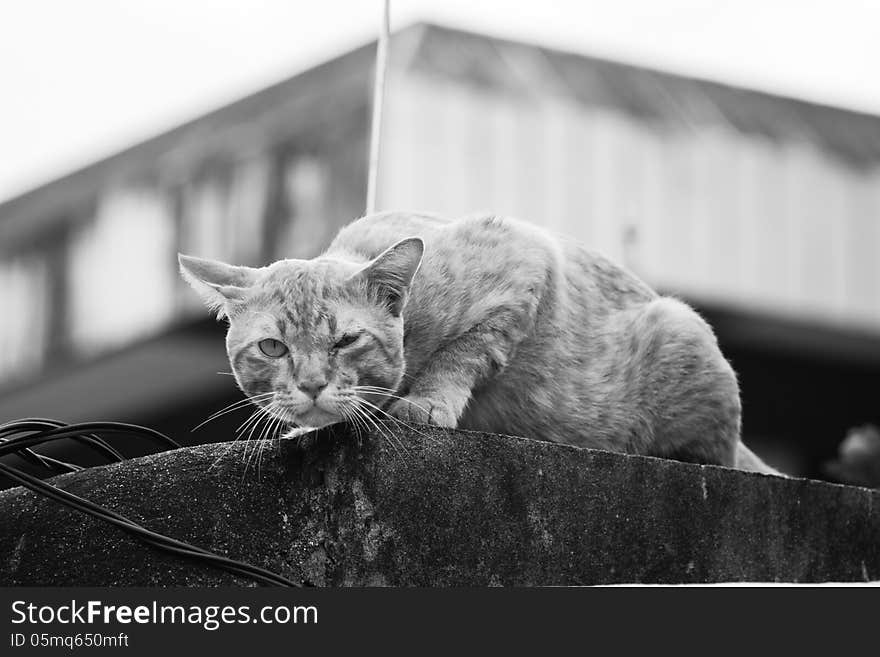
(179, 238), (423, 429)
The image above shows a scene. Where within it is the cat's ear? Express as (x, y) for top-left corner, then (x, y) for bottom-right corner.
(178, 254), (259, 319)
(353, 237), (424, 316)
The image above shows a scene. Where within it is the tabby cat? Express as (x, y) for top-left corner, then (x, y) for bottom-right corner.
(179, 211), (777, 473)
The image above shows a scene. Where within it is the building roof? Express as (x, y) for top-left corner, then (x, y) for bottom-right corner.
(0, 35), (375, 245)
(3, 22), (879, 241)
(410, 23), (880, 168)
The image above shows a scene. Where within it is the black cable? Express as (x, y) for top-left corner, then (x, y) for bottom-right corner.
(0, 419), (304, 588)
(10, 449), (82, 474)
(1, 418), (127, 462)
(0, 420), (178, 452)
(0, 422), (176, 462)
(1, 419), (85, 472)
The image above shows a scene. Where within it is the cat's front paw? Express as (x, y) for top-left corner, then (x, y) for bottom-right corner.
(387, 396), (457, 428)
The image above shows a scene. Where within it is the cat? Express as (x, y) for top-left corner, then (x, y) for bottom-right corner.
(179, 211), (778, 474)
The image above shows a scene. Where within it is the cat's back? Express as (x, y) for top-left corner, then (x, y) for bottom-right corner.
(326, 211), (451, 259)
(327, 211), (655, 313)
(329, 211), (554, 258)
(330, 211), (567, 277)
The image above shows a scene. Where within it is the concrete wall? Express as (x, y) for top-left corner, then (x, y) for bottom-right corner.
(1, 425), (878, 585)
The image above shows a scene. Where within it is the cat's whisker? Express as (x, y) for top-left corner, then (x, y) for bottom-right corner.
(355, 398), (433, 452)
(348, 403), (376, 449)
(206, 391), (275, 417)
(250, 404), (278, 468)
(351, 391), (439, 443)
(256, 411), (284, 478)
(240, 402), (276, 478)
(353, 395), (438, 446)
(235, 399), (273, 435)
(351, 388), (433, 417)
(344, 407), (362, 441)
(346, 399), (383, 440)
(272, 421), (283, 455)
(234, 412), (262, 467)
(258, 414), (276, 472)
(274, 411), (290, 445)
(209, 403), (269, 471)
(337, 404), (365, 447)
(347, 399), (408, 463)
(230, 405), (264, 441)
(257, 404), (278, 442)
(210, 414), (260, 470)
(353, 385), (411, 394)
(348, 401), (374, 440)
(252, 409), (276, 478)
(351, 387), (408, 408)
(363, 393), (429, 414)
(266, 405), (289, 448)
(350, 397), (412, 461)
(239, 413), (261, 475)
(196, 403), (262, 434)
(194, 392), (275, 432)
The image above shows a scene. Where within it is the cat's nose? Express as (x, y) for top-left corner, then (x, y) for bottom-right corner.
(297, 380), (327, 399)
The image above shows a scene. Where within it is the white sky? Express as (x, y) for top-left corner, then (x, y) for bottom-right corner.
(1, 0), (879, 203)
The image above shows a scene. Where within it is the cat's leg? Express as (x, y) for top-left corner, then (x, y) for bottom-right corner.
(629, 297), (742, 467)
(388, 306), (534, 427)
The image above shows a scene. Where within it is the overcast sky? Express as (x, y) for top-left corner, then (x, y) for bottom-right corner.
(2, 0), (879, 202)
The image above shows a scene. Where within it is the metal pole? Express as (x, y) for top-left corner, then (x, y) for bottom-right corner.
(366, 0), (390, 215)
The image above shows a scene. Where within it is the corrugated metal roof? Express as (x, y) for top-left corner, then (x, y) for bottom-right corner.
(409, 24), (880, 168)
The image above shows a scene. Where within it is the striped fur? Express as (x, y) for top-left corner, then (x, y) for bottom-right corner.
(179, 211), (777, 474)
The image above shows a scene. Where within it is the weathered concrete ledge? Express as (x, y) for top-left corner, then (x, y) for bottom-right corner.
(1, 425), (878, 585)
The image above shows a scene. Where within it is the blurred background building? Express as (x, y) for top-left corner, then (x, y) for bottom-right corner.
(1, 23), (878, 479)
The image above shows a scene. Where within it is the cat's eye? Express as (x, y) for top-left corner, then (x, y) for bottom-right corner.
(258, 338), (288, 358)
(333, 333), (360, 350)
